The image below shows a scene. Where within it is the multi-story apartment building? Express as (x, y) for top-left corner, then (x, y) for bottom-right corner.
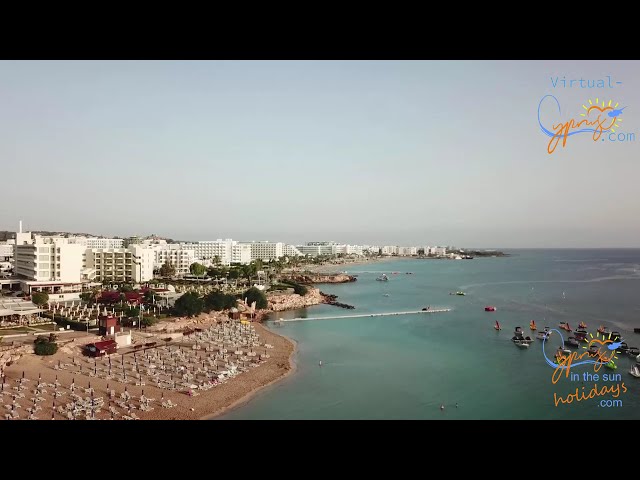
(85, 246), (154, 283)
(68, 236), (125, 249)
(381, 245), (398, 256)
(151, 244), (195, 276)
(14, 235), (87, 283)
(231, 243), (252, 264)
(242, 241), (284, 261)
(0, 240), (14, 262)
(397, 246), (418, 256)
(429, 246), (447, 256)
(283, 244), (302, 257)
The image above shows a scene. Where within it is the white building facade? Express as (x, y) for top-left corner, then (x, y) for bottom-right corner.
(151, 244), (195, 276)
(243, 241), (284, 262)
(85, 246), (154, 283)
(15, 235), (87, 283)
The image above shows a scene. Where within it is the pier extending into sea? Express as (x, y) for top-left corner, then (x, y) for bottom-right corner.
(273, 308), (452, 323)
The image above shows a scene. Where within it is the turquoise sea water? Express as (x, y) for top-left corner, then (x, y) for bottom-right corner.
(220, 250), (640, 420)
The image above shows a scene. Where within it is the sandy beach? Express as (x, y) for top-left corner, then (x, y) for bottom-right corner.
(303, 256), (398, 274)
(0, 321), (295, 420)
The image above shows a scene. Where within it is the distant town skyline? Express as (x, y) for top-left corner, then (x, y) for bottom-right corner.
(1, 60), (639, 248)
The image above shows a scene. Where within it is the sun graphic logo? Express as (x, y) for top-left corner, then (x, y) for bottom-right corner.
(582, 329), (622, 369)
(580, 98), (626, 134)
(537, 95), (630, 154)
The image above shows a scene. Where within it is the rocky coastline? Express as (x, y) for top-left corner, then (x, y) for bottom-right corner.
(282, 273), (357, 284)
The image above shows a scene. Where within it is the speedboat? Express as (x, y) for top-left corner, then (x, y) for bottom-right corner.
(629, 364), (640, 378)
(485, 306), (497, 312)
(536, 331), (550, 340)
(626, 346), (640, 357)
(529, 320), (537, 331)
(574, 329), (588, 342)
(578, 321), (587, 329)
(559, 322), (572, 332)
(514, 340), (530, 349)
(566, 337), (580, 348)
(615, 342), (629, 354)
(494, 321), (501, 331)
(588, 344), (600, 357)
(376, 274), (389, 282)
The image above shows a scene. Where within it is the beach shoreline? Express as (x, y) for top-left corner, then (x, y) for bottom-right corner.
(203, 324), (297, 419)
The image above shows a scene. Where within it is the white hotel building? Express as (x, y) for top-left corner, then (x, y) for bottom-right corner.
(151, 244), (195, 276)
(85, 246), (155, 283)
(180, 239), (251, 266)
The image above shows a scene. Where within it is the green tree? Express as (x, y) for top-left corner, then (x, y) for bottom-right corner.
(189, 262), (207, 277)
(173, 291), (204, 317)
(212, 255), (221, 266)
(204, 291), (237, 311)
(243, 287), (268, 310)
(118, 284), (134, 293)
(159, 261), (176, 278)
(31, 292), (49, 307)
(33, 336), (58, 356)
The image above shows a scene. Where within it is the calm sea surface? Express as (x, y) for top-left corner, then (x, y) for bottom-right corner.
(220, 250), (640, 419)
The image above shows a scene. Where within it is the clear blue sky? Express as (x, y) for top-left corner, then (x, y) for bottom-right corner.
(1, 60), (638, 247)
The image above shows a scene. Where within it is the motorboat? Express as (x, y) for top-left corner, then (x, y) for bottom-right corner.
(574, 329), (588, 342)
(559, 322), (572, 332)
(536, 331), (550, 340)
(449, 291), (466, 296)
(529, 320), (537, 331)
(587, 344), (600, 357)
(578, 321), (587, 329)
(615, 342), (629, 354)
(405, 272), (413, 275)
(376, 274), (389, 282)
(543, 326), (552, 335)
(485, 306), (497, 312)
(494, 321), (501, 331)
(514, 340), (530, 349)
(626, 346), (640, 357)
(597, 325), (610, 335)
(629, 364), (640, 378)
(610, 331), (622, 341)
(383, 294), (390, 297)
(566, 337), (580, 348)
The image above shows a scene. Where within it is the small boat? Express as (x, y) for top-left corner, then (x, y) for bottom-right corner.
(574, 330), (588, 343)
(629, 364), (640, 378)
(610, 331), (622, 341)
(383, 294), (390, 297)
(605, 361), (617, 370)
(376, 274), (389, 282)
(626, 346), (640, 357)
(597, 326), (611, 335)
(615, 342), (629, 354)
(514, 340), (530, 349)
(566, 337), (580, 348)
(588, 344), (600, 357)
(578, 321), (587, 329)
(449, 291), (466, 296)
(559, 322), (572, 332)
(543, 326), (552, 336)
(494, 321), (501, 331)
(529, 320), (537, 331)
(485, 306), (497, 312)
(536, 331), (550, 340)
(405, 272), (413, 275)
(421, 306), (431, 311)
